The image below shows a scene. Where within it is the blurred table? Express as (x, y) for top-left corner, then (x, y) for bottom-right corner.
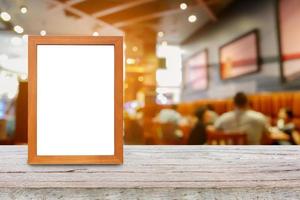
(269, 127), (291, 143)
(1, 145), (300, 199)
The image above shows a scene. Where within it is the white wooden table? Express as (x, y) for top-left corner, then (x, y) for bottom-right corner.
(1, 145), (300, 199)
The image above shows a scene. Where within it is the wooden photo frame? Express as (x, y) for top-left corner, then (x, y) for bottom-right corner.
(278, 0), (300, 82)
(183, 49), (209, 91)
(219, 30), (260, 80)
(28, 36), (123, 164)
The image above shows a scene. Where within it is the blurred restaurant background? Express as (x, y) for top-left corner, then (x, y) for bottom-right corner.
(0, 0), (300, 145)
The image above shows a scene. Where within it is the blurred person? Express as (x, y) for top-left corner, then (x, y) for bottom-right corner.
(124, 106), (145, 145)
(206, 104), (219, 124)
(136, 107), (144, 120)
(134, 107), (144, 127)
(153, 105), (182, 124)
(5, 99), (15, 137)
(153, 105), (183, 144)
(277, 107), (295, 133)
(188, 106), (211, 145)
(214, 92), (269, 145)
(274, 107), (300, 145)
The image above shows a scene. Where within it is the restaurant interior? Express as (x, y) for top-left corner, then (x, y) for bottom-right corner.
(0, 0), (300, 145)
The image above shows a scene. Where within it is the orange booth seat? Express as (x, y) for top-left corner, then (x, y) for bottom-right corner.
(141, 91), (300, 144)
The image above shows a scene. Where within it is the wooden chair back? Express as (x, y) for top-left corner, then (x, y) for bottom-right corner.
(207, 131), (247, 145)
(14, 81), (28, 144)
(124, 118), (144, 145)
(0, 119), (7, 140)
(153, 122), (181, 144)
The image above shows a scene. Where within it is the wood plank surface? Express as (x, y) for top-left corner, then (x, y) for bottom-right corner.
(1, 145), (300, 199)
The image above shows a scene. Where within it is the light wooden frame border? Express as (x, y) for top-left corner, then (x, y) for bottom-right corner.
(28, 36), (123, 164)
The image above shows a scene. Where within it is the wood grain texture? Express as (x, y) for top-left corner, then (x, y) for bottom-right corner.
(1, 145), (300, 199)
(1, 188), (300, 200)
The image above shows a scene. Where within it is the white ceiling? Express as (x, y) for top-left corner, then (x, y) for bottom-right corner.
(0, 0), (124, 36)
(157, 5), (210, 44)
(0, 0), (124, 74)
(0, 0), (231, 73)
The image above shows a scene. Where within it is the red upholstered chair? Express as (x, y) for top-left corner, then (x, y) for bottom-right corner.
(207, 130), (247, 145)
(0, 119), (7, 141)
(249, 95), (261, 112)
(293, 92), (300, 116)
(292, 92), (300, 130)
(14, 81), (28, 144)
(226, 99), (234, 112)
(124, 119), (144, 145)
(194, 100), (209, 110)
(177, 103), (194, 116)
(271, 92), (294, 118)
(153, 122), (182, 145)
(213, 100), (227, 115)
(142, 104), (167, 144)
(259, 93), (273, 117)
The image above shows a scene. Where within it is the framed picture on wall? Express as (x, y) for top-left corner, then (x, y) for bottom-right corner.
(184, 49), (208, 91)
(219, 30), (260, 80)
(278, 0), (300, 82)
(28, 36), (123, 164)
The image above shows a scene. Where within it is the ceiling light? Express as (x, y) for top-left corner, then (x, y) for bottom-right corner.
(158, 31), (164, 38)
(126, 58), (136, 65)
(138, 76), (144, 82)
(22, 34), (28, 41)
(92, 32), (99, 36)
(188, 15), (197, 23)
(162, 41), (168, 46)
(14, 25), (24, 34)
(132, 46), (138, 52)
(11, 37), (22, 46)
(180, 3), (187, 10)
(0, 12), (11, 21)
(40, 30), (46, 36)
(20, 6), (28, 14)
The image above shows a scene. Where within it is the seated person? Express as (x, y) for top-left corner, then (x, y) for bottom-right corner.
(206, 104), (219, 125)
(153, 105), (182, 124)
(275, 107), (300, 145)
(214, 92), (269, 145)
(277, 108), (295, 134)
(188, 106), (212, 145)
(153, 105), (183, 142)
